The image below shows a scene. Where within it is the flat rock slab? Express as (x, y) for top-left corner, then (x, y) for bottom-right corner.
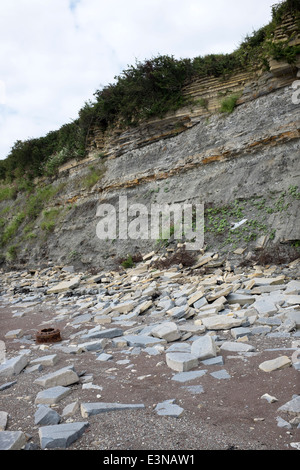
(277, 396), (300, 416)
(220, 341), (255, 352)
(210, 369), (231, 379)
(34, 366), (79, 388)
(0, 354), (28, 377)
(81, 402), (145, 418)
(171, 370), (207, 383)
(0, 430), (26, 450)
(202, 315), (243, 330)
(227, 293), (255, 305)
(111, 300), (137, 314)
(0, 381), (17, 391)
(35, 386), (72, 405)
(151, 321), (181, 342)
(123, 334), (165, 348)
(191, 335), (217, 360)
(166, 352), (198, 372)
(30, 354), (59, 367)
(34, 405), (61, 425)
(39, 421), (89, 449)
(155, 399), (184, 417)
(259, 355), (292, 372)
(77, 339), (108, 351)
(47, 276), (81, 294)
(0, 411), (8, 431)
(81, 327), (123, 341)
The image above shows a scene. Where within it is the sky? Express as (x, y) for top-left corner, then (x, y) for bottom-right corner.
(0, 0), (278, 160)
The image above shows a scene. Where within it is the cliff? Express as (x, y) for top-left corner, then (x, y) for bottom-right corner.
(0, 9), (299, 271)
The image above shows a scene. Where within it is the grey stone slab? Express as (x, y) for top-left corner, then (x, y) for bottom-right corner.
(154, 399), (184, 417)
(151, 321), (181, 342)
(231, 327), (253, 339)
(35, 385), (72, 405)
(191, 335), (217, 360)
(34, 366), (79, 388)
(81, 327), (123, 340)
(227, 293), (255, 305)
(182, 385), (204, 394)
(167, 306), (188, 319)
(201, 315), (243, 330)
(0, 380), (17, 391)
(77, 339), (107, 351)
(81, 402), (145, 417)
(193, 297), (208, 309)
(220, 341), (255, 352)
(201, 356), (224, 366)
(166, 343), (191, 353)
(171, 370), (207, 383)
(166, 352), (198, 372)
(252, 298), (278, 316)
(96, 353), (113, 361)
(0, 431), (26, 450)
(39, 421), (89, 449)
(0, 411), (8, 431)
(210, 369), (231, 379)
(30, 354), (59, 367)
(123, 334), (165, 348)
(34, 405), (61, 425)
(0, 354), (28, 377)
(277, 396), (300, 415)
(71, 313), (92, 324)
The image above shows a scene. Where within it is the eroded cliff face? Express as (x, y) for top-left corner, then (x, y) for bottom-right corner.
(1, 26), (300, 270)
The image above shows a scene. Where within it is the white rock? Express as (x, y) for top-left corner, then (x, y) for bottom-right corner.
(220, 341), (255, 352)
(47, 276), (81, 294)
(259, 356), (292, 372)
(202, 314), (243, 330)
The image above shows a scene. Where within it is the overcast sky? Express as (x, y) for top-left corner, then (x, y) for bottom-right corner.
(0, 0), (277, 160)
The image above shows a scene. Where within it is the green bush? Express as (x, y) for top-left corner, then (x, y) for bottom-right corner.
(6, 244), (18, 261)
(0, 185), (17, 202)
(40, 207), (61, 232)
(1, 211), (25, 244)
(121, 255), (134, 269)
(220, 94), (240, 113)
(25, 185), (59, 220)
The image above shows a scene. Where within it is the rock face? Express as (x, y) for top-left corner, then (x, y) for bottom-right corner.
(0, 54), (299, 269)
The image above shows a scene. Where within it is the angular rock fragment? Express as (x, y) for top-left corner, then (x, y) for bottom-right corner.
(191, 335), (217, 360)
(259, 356), (292, 372)
(0, 431), (26, 450)
(151, 322), (181, 342)
(47, 276), (81, 294)
(81, 402), (145, 417)
(0, 354), (28, 377)
(35, 386), (72, 405)
(165, 352), (198, 372)
(34, 366), (80, 388)
(154, 399), (184, 417)
(34, 405), (61, 425)
(39, 422), (89, 449)
(201, 315), (243, 330)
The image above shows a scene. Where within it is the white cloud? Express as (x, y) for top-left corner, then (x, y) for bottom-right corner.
(0, 0), (276, 159)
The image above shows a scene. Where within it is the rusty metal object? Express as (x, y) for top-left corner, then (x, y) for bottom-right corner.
(36, 328), (61, 344)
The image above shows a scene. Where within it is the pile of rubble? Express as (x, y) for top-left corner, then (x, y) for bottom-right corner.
(0, 247), (299, 449)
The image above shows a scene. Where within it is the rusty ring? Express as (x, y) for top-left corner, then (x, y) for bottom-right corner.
(36, 328), (62, 344)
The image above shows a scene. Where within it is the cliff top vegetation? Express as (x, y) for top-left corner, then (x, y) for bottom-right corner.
(0, 0), (299, 183)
